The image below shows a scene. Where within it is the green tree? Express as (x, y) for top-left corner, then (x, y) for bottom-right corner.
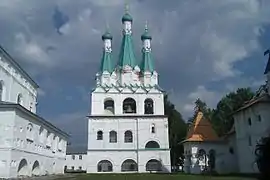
(187, 98), (213, 124)
(211, 88), (254, 136)
(164, 94), (187, 169)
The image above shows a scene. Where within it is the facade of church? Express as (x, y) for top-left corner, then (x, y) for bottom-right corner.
(182, 54), (270, 174)
(86, 11), (171, 173)
(0, 46), (69, 178)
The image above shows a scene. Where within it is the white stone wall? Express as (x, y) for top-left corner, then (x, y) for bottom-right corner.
(65, 154), (87, 171)
(0, 109), (68, 178)
(87, 116), (171, 173)
(88, 117), (169, 150)
(91, 92), (164, 115)
(233, 103), (270, 173)
(86, 150), (171, 173)
(0, 52), (38, 113)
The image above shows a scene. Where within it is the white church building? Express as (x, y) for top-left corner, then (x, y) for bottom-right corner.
(182, 52), (270, 175)
(0, 46), (69, 178)
(85, 10), (171, 173)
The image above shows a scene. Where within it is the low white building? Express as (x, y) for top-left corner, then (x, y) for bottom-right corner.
(86, 10), (171, 173)
(65, 153), (87, 172)
(232, 85), (270, 173)
(183, 52), (270, 175)
(0, 46), (69, 178)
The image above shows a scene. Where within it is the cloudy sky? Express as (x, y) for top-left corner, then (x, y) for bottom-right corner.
(1, 0), (270, 151)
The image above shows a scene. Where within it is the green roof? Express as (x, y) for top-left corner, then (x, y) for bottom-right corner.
(100, 49), (113, 73)
(140, 49), (154, 73)
(102, 31), (113, 40)
(141, 30), (152, 40)
(122, 13), (133, 22)
(118, 34), (137, 69)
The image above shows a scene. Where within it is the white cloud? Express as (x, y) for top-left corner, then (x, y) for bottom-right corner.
(183, 86), (223, 113)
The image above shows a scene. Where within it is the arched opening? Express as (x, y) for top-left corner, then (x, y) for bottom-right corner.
(146, 159), (162, 171)
(0, 81), (4, 101)
(209, 149), (216, 171)
(97, 160), (113, 172)
(144, 98), (154, 114)
(104, 99), (115, 114)
(17, 159), (28, 177)
(145, 141), (160, 149)
(121, 159), (138, 172)
(123, 98), (136, 114)
(17, 93), (23, 105)
(97, 131), (103, 140)
(197, 149), (207, 170)
(124, 131), (133, 143)
(109, 131), (117, 143)
(32, 160), (40, 176)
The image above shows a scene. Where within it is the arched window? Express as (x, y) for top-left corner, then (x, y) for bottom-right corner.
(97, 131), (103, 140)
(144, 98), (154, 114)
(97, 160), (113, 172)
(0, 81), (4, 101)
(197, 149), (207, 169)
(17, 93), (23, 105)
(104, 99), (115, 114)
(124, 131), (133, 143)
(145, 141), (160, 149)
(146, 159), (162, 171)
(121, 159), (138, 172)
(123, 98), (136, 114)
(151, 123), (155, 133)
(109, 131), (117, 143)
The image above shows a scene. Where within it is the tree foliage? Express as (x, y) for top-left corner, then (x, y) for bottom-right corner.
(164, 94), (187, 167)
(210, 88), (254, 135)
(187, 98), (212, 124)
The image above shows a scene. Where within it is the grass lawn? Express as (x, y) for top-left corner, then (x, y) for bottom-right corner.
(53, 173), (256, 180)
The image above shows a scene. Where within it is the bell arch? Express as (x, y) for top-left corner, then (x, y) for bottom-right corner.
(144, 98), (154, 114)
(123, 98), (136, 114)
(104, 98), (115, 114)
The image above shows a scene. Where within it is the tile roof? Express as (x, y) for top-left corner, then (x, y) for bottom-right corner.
(183, 111), (220, 143)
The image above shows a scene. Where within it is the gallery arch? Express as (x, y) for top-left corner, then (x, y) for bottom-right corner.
(97, 160), (113, 172)
(146, 159), (162, 171)
(17, 159), (28, 177)
(121, 159), (138, 172)
(32, 160), (40, 176)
